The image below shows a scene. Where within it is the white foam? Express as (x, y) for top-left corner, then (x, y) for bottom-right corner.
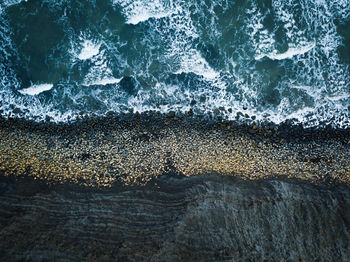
(247, 4), (276, 61)
(291, 85), (320, 98)
(255, 42), (315, 60)
(73, 34), (123, 88)
(82, 57), (121, 88)
(18, 83), (53, 96)
(0, 0), (27, 13)
(327, 94), (350, 101)
(175, 50), (219, 79)
(147, 3), (218, 80)
(1, 0), (349, 129)
(113, 0), (174, 25)
(83, 77), (121, 86)
(78, 40), (101, 60)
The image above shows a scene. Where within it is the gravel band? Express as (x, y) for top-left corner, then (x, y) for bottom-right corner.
(0, 113), (349, 187)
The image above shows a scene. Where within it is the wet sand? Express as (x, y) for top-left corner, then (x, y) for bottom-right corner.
(0, 174), (350, 261)
(0, 113), (349, 187)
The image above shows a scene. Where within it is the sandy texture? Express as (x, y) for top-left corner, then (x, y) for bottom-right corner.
(0, 175), (349, 261)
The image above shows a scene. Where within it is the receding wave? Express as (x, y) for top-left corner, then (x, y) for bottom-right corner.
(0, 0), (349, 127)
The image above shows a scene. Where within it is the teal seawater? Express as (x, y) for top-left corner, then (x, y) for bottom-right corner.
(0, 0), (349, 127)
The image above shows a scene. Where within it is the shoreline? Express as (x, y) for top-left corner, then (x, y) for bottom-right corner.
(1, 113), (350, 261)
(0, 112), (349, 187)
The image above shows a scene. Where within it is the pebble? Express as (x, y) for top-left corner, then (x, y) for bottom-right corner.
(0, 114), (349, 187)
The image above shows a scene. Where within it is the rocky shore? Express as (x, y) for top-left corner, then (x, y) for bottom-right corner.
(0, 114), (350, 261)
(0, 113), (349, 187)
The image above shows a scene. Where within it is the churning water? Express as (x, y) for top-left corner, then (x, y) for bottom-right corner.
(0, 0), (349, 127)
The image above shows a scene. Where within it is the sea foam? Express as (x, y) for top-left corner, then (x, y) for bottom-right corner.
(113, 0), (174, 25)
(78, 40), (101, 60)
(255, 42), (316, 60)
(18, 84), (54, 95)
(83, 77), (121, 86)
(0, 0), (349, 128)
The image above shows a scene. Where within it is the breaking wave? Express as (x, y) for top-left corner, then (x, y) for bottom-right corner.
(0, 0), (349, 127)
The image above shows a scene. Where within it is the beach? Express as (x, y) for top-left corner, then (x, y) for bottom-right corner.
(0, 113), (349, 187)
(0, 115), (350, 260)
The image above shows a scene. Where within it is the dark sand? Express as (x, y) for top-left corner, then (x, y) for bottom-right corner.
(1, 173), (350, 261)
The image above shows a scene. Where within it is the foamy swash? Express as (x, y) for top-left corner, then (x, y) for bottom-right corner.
(0, 0), (349, 127)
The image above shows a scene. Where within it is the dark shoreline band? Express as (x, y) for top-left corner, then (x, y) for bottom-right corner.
(0, 112), (349, 187)
(1, 173), (350, 261)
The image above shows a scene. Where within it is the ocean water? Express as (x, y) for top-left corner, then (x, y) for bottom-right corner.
(0, 0), (349, 127)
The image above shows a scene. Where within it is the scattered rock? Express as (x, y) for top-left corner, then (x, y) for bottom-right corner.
(45, 115), (53, 122)
(236, 112), (243, 120)
(187, 109), (193, 117)
(214, 109), (220, 115)
(248, 128), (257, 134)
(81, 153), (91, 160)
(12, 108), (23, 114)
(166, 111), (175, 118)
(106, 111), (115, 117)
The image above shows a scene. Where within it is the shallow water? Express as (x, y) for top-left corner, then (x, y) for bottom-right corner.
(0, 175), (349, 261)
(0, 0), (349, 127)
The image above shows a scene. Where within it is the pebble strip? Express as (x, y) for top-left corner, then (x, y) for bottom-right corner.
(0, 114), (349, 187)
